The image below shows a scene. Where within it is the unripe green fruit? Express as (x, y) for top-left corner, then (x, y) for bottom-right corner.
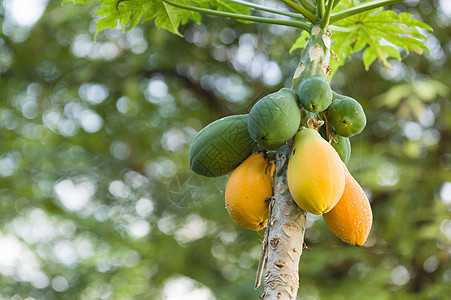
(328, 96), (367, 137)
(297, 74), (332, 113)
(248, 88), (300, 150)
(319, 126), (351, 164)
(189, 115), (255, 177)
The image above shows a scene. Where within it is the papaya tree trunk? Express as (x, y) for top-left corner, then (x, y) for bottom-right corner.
(261, 25), (331, 299)
(262, 145), (307, 299)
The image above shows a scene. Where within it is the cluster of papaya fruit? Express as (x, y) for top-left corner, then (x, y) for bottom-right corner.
(189, 73), (372, 246)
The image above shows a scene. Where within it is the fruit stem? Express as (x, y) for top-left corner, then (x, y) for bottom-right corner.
(307, 116), (324, 131)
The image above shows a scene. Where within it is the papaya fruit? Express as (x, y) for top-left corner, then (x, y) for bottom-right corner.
(323, 163), (373, 246)
(330, 134), (351, 164)
(328, 95), (367, 137)
(248, 88), (301, 150)
(225, 152), (275, 231)
(319, 126), (351, 164)
(287, 128), (345, 215)
(297, 74), (332, 113)
(189, 114), (255, 177)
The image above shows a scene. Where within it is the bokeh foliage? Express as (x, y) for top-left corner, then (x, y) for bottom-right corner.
(0, 0), (450, 299)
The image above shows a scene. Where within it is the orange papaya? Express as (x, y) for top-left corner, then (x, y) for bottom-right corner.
(225, 152), (275, 231)
(323, 163), (373, 246)
(287, 128), (345, 215)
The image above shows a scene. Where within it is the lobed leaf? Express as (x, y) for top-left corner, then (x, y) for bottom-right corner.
(65, 0), (251, 38)
(328, 4), (432, 74)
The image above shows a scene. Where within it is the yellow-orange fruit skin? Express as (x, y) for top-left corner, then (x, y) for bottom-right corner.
(323, 164), (373, 246)
(225, 152), (274, 231)
(287, 128), (345, 215)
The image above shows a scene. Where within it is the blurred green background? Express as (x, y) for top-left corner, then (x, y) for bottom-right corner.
(0, 0), (450, 299)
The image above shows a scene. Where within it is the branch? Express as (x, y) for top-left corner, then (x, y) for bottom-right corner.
(279, 0), (318, 23)
(163, 0), (312, 31)
(226, 0), (304, 20)
(330, 0), (403, 24)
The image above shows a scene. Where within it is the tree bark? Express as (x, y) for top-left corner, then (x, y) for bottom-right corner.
(262, 145), (307, 300)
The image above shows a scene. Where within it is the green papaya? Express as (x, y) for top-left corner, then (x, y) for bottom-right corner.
(189, 115), (255, 177)
(248, 88), (300, 150)
(287, 128), (345, 215)
(297, 74), (332, 112)
(328, 95), (366, 137)
(319, 126), (351, 164)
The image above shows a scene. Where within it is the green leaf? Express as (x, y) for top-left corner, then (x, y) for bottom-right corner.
(92, 0), (199, 37)
(62, 0), (91, 3)
(329, 5), (432, 74)
(70, 0), (251, 38)
(331, 0), (355, 12)
(362, 45), (401, 70)
(211, 0), (250, 14)
(289, 31), (310, 53)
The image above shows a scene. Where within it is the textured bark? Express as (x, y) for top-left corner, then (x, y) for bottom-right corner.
(262, 145), (307, 300)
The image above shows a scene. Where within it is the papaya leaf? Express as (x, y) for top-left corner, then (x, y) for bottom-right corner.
(93, 0), (199, 37)
(331, 0), (355, 13)
(329, 7), (432, 74)
(66, 0), (251, 38)
(289, 31), (310, 53)
(62, 0), (92, 3)
(211, 0), (250, 14)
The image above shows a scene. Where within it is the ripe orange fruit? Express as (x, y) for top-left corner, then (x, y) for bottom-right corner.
(323, 163), (372, 246)
(287, 128), (345, 215)
(225, 152), (275, 231)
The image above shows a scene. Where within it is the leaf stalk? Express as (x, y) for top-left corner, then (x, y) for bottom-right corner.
(330, 0), (403, 24)
(321, 0), (335, 28)
(162, 0), (312, 31)
(298, 0), (316, 13)
(226, 0), (305, 20)
(332, 0), (341, 10)
(317, 0), (325, 18)
(279, 0), (318, 23)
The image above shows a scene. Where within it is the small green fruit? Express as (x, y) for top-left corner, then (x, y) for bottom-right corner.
(328, 96), (366, 137)
(297, 74), (332, 113)
(319, 126), (351, 164)
(248, 88), (300, 150)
